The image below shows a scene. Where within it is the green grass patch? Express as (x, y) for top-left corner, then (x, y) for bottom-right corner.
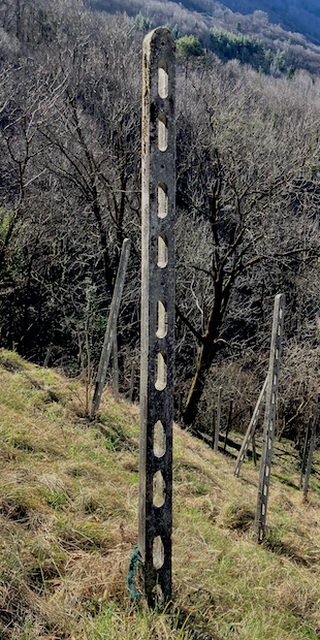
(0, 351), (320, 638)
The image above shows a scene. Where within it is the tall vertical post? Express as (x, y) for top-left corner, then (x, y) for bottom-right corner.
(255, 294), (285, 541)
(139, 28), (176, 604)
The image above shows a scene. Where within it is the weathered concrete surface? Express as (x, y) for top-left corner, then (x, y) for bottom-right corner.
(139, 27), (176, 604)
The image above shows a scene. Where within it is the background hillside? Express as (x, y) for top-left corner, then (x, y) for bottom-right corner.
(1, 348), (320, 639)
(176, 0), (320, 47)
(206, 0), (320, 45)
(89, 0), (320, 59)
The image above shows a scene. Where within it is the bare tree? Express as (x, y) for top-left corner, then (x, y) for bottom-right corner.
(175, 62), (320, 427)
(36, 9), (141, 295)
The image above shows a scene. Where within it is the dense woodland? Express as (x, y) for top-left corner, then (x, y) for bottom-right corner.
(211, 0), (320, 46)
(1, 0), (320, 441)
(91, 0), (320, 75)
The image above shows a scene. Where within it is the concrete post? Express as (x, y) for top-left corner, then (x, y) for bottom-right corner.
(138, 28), (176, 605)
(255, 293), (285, 541)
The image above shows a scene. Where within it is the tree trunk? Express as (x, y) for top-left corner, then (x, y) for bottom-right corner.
(182, 338), (216, 427)
(182, 275), (226, 428)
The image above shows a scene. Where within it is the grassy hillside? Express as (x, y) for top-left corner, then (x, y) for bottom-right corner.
(0, 349), (320, 639)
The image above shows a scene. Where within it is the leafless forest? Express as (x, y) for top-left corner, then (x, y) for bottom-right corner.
(1, 0), (320, 439)
(90, 0), (320, 74)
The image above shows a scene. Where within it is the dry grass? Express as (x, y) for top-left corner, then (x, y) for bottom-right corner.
(0, 349), (320, 638)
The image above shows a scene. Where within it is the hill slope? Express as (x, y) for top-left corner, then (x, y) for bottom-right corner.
(145, 0), (320, 45)
(88, 0), (320, 73)
(1, 349), (320, 639)
(202, 0), (320, 45)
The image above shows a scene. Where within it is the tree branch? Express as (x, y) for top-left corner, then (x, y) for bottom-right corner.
(175, 305), (204, 344)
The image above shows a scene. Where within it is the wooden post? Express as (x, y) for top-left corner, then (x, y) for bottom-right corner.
(139, 28), (176, 605)
(234, 376), (267, 477)
(43, 344), (53, 368)
(214, 386), (222, 453)
(255, 294), (285, 541)
(223, 400), (233, 454)
(129, 362), (135, 403)
(113, 335), (119, 401)
(90, 238), (131, 418)
(303, 396), (320, 500)
(85, 318), (92, 414)
(211, 404), (215, 449)
(178, 393), (182, 421)
(252, 434), (257, 466)
(300, 417), (312, 490)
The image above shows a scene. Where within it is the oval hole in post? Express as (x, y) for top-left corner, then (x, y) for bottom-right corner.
(154, 420), (166, 457)
(156, 299), (167, 339)
(155, 352), (167, 391)
(158, 234), (168, 268)
(158, 114), (168, 152)
(158, 182), (168, 219)
(153, 535), (164, 570)
(158, 60), (168, 98)
(153, 470), (166, 507)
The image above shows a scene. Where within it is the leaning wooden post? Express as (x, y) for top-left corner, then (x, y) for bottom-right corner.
(234, 376), (267, 477)
(255, 293), (285, 542)
(303, 395), (320, 500)
(90, 238), (131, 418)
(138, 28), (176, 605)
